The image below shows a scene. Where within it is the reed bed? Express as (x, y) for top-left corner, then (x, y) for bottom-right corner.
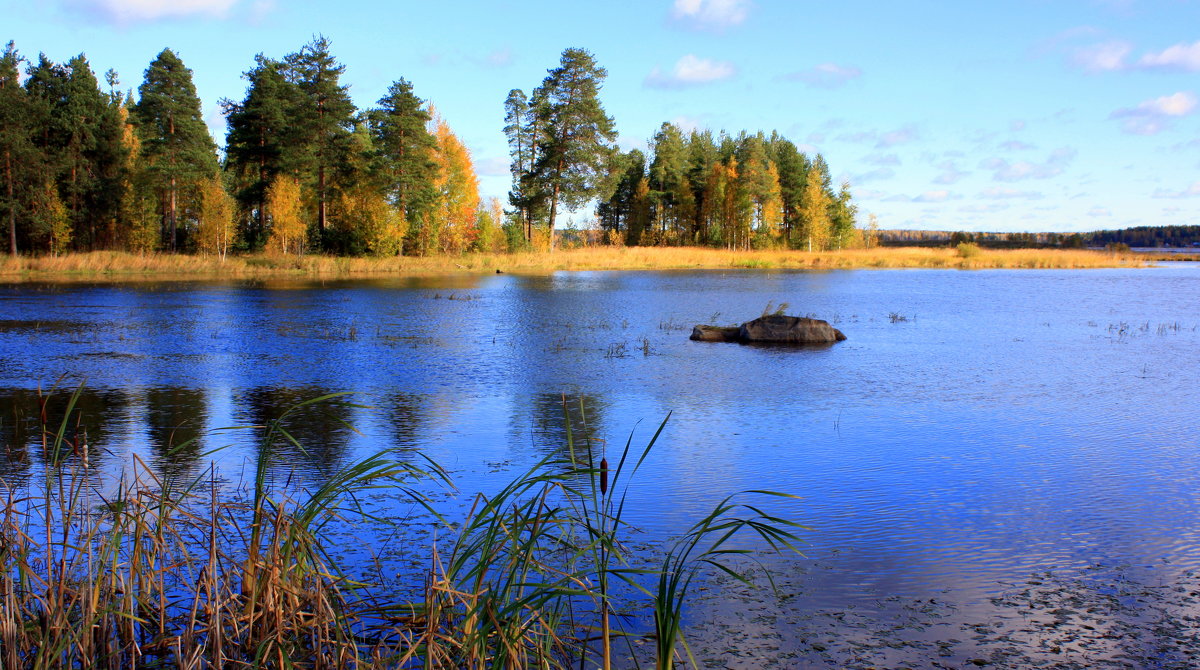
(0, 246), (1142, 283)
(0, 388), (805, 669)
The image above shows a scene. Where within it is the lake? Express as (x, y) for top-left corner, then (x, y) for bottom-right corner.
(2, 265), (1198, 666)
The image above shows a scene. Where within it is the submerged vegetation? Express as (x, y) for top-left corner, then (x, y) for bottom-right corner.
(0, 386), (805, 668)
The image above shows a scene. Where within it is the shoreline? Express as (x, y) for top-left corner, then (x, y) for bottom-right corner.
(0, 247), (1157, 283)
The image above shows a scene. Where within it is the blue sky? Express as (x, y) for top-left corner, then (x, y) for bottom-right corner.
(6, 0), (1200, 232)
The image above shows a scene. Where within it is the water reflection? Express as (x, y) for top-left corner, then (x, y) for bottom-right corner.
(2, 267), (1200, 665)
(0, 385), (133, 479)
(145, 387), (208, 478)
(236, 386), (356, 482)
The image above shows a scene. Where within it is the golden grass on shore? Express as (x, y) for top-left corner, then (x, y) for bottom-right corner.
(0, 246), (1149, 282)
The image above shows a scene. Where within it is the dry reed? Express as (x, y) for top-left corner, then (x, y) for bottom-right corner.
(0, 246), (1145, 284)
(0, 388), (805, 669)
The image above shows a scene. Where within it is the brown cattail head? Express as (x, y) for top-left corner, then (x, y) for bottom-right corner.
(599, 458), (609, 495)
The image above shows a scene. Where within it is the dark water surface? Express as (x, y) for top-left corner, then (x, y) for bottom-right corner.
(2, 266), (1199, 666)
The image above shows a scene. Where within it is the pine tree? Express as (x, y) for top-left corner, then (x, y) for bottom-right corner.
(529, 48), (616, 249)
(22, 54), (68, 254)
(738, 136), (782, 245)
(686, 130), (718, 243)
(829, 180), (858, 249)
(503, 88), (538, 243)
(370, 78), (436, 237)
(769, 134), (808, 244)
(597, 149), (645, 238)
(649, 122), (687, 238)
(0, 42), (34, 255)
(134, 48), (218, 251)
(283, 36), (356, 249)
(222, 55), (296, 250)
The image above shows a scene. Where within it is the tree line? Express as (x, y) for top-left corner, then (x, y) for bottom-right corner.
(0, 39), (863, 258)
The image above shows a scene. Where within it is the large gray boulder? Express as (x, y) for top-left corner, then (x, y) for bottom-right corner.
(690, 314), (846, 345)
(739, 315), (846, 344)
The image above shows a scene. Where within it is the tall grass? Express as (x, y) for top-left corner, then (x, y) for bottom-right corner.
(0, 389), (805, 668)
(0, 246), (1143, 283)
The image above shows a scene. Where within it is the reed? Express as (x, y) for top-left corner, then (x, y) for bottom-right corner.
(0, 246), (1143, 283)
(0, 389), (805, 668)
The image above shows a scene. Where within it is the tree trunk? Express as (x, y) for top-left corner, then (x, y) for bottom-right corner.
(5, 149), (15, 256)
(318, 163), (326, 239)
(548, 182), (560, 251)
(169, 176), (177, 251)
(168, 113), (177, 251)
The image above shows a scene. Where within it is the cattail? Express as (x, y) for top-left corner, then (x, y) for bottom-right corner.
(599, 457), (609, 495)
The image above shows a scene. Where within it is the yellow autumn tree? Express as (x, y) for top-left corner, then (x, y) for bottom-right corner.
(112, 102), (157, 253)
(430, 115), (480, 255)
(473, 197), (506, 253)
(797, 163), (832, 251)
(266, 176), (305, 255)
(34, 181), (71, 256)
(336, 184), (406, 256)
(197, 174), (235, 260)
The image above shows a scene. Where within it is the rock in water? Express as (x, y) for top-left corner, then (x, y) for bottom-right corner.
(690, 325), (741, 342)
(738, 315), (847, 344)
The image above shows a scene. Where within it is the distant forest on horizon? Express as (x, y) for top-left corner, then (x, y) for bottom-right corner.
(880, 225), (1200, 249)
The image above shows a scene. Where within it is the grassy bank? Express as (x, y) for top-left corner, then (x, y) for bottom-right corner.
(0, 390), (804, 669)
(0, 246), (1145, 282)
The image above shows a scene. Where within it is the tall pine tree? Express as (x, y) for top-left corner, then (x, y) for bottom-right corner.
(222, 55), (296, 250)
(370, 78), (436, 242)
(0, 42), (35, 255)
(529, 48), (616, 249)
(283, 36), (356, 249)
(134, 48), (218, 251)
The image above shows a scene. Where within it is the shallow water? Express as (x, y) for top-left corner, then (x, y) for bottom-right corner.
(2, 265), (1198, 665)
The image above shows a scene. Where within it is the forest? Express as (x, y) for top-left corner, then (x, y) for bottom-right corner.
(0, 39), (865, 259)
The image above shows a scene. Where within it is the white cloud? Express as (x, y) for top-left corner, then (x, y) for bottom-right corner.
(1137, 41), (1200, 72)
(836, 131), (875, 144)
(978, 187), (1044, 200)
(1087, 206), (1112, 217)
(914, 190), (957, 203)
(69, 0), (240, 22)
(850, 167), (895, 183)
(670, 0), (750, 30)
(476, 157), (510, 177)
(959, 203), (1010, 213)
(1009, 119), (1027, 132)
(1110, 92), (1198, 135)
(999, 140), (1036, 151)
(863, 152), (900, 166)
(979, 147), (1077, 181)
(1071, 40), (1132, 72)
(876, 125), (919, 148)
(885, 190), (960, 203)
(670, 115), (706, 133)
(1152, 181), (1200, 199)
(780, 63), (862, 88)
(933, 160), (969, 185)
(645, 54), (736, 88)
(485, 48), (514, 68)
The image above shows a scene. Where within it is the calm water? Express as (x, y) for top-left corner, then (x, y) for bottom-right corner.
(2, 266), (1199, 664)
